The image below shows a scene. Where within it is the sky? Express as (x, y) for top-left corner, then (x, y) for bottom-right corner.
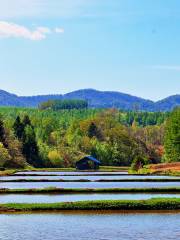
(0, 0), (180, 101)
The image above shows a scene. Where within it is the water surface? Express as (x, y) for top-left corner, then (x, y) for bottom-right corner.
(0, 213), (179, 240)
(1, 175), (180, 181)
(0, 181), (179, 189)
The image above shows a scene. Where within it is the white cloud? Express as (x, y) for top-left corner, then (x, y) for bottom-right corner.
(0, 21), (64, 41)
(55, 27), (64, 34)
(36, 27), (51, 34)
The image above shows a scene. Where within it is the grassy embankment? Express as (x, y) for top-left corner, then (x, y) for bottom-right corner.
(0, 170), (17, 176)
(15, 166), (128, 172)
(0, 198), (179, 212)
(0, 187), (180, 194)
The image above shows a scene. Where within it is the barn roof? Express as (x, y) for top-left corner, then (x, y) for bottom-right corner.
(78, 156), (101, 164)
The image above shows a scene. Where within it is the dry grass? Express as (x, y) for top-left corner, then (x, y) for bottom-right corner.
(149, 162), (180, 175)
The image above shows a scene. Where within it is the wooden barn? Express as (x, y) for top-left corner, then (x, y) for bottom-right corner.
(76, 156), (101, 170)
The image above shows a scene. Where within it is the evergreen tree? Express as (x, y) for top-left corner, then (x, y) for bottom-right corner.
(164, 107), (180, 162)
(0, 119), (8, 148)
(88, 122), (102, 139)
(13, 115), (42, 167)
(22, 115), (32, 126)
(13, 116), (24, 140)
(22, 125), (41, 167)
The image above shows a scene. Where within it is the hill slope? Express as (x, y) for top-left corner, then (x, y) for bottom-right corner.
(64, 89), (154, 110)
(155, 95), (180, 111)
(0, 89), (179, 111)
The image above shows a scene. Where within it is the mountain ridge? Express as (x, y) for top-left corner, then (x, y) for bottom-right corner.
(0, 89), (179, 111)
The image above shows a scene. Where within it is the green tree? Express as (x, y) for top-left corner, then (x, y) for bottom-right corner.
(0, 119), (8, 148)
(22, 115), (31, 126)
(164, 107), (180, 162)
(13, 116), (24, 140)
(88, 122), (102, 139)
(22, 125), (41, 167)
(0, 143), (11, 167)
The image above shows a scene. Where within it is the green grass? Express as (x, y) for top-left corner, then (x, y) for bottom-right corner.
(15, 166), (128, 173)
(0, 198), (179, 212)
(22, 168), (76, 172)
(99, 166), (128, 171)
(0, 187), (180, 194)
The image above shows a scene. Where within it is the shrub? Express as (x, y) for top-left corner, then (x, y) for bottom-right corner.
(130, 155), (148, 172)
(48, 150), (63, 167)
(0, 143), (11, 167)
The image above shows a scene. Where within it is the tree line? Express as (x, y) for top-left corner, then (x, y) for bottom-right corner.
(0, 107), (179, 169)
(39, 99), (88, 110)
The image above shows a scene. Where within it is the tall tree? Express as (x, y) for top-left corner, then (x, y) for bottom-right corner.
(88, 122), (102, 139)
(13, 115), (42, 167)
(22, 125), (41, 167)
(22, 115), (32, 126)
(13, 116), (24, 140)
(0, 119), (8, 148)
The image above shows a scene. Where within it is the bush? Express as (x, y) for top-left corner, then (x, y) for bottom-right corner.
(48, 150), (63, 167)
(130, 156), (148, 172)
(0, 143), (11, 167)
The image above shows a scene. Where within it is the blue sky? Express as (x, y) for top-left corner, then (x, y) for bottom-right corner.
(0, 0), (180, 100)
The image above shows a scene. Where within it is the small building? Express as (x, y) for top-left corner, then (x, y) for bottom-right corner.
(76, 156), (101, 170)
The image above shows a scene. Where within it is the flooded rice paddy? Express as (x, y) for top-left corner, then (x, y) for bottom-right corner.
(1, 171), (180, 189)
(0, 181), (179, 189)
(0, 213), (179, 240)
(1, 174), (180, 181)
(1, 170), (179, 240)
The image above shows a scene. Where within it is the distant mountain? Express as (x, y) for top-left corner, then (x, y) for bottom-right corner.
(64, 89), (154, 110)
(0, 89), (179, 111)
(0, 90), (23, 107)
(155, 95), (180, 111)
(0, 90), (63, 108)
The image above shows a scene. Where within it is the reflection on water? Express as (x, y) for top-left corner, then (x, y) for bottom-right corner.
(0, 181), (180, 189)
(0, 193), (179, 203)
(0, 213), (179, 240)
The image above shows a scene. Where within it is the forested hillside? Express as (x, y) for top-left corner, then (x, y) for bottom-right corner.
(0, 106), (177, 169)
(0, 89), (179, 111)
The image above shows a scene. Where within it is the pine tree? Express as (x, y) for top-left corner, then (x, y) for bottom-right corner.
(88, 122), (100, 139)
(0, 119), (8, 148)
(13, 116), (24, 140)
(22, 116), (42, 167)
(13, 115), (42, 167)
(22, 125), (40, 167)
(22, 115), (32, 126)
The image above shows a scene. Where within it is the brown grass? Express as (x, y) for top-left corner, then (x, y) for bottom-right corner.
(149, 162), (180, 175)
